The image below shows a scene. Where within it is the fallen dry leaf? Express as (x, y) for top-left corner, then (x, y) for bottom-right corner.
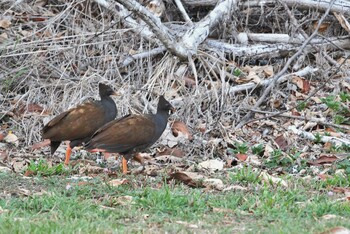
(263, 66), (274, 77)
(157, 147), (185, 158)
(27, 103), (45, 113)
(184, 76), (196, 88)
(33, 190), (49, 197)
(24, 170), (35, 177)
(291, 109), (301, 116)
(203, 178), (224, 190)
(319, 226), (350, 234)
(171, 121), (193, 141)
(168, 171), (205, 188)
(12, 160), (27, 173)
(263, 143), (274, 157)
(160, 128), (181, 148)
(247, 154), (262, 166)
(78, 164), (104, 175)
(313, 21), (330, 34)
(223, 185), (248, 192)
(323, 142), (333, 151)
(198, 159), (224, 172)
(308, 155), (338, 166)
(0, 19), (11, 29)
(332, 187), (350, 194)
(0, 32), (8, 43)
(322, 214), (339, 220)
(345, 191), (350, 201)
(175, 221), (198, 229)
(0, 150), (8, 162)
(108, 178), (128, 187)
(272, 99), (282, 108)
(235, 153), (248, 161)
(133, 153), (146, 164)
(115, 195), (134, 206)
(18, 188), (31, 196)
(246, 70), (261, 84)
(212, 207), (234, 213)
(76, 181), (92, 186)
(303, 121), (318, 131)
(225, 158), (237, 168)
(334, 12), (350, 33)
(13, 101), (48, 116)
(4, 131), (19, 146)
(260, 171), (288, 188)
(155, 155), (183, 164)
(292, 76), (311, 93)
(274, 135), (289, 150)
(318, 174), (333, 180)
(142, 164), (161, 176)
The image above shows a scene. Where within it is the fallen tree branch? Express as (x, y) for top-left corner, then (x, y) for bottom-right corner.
(228, 66), (318, 94)
(120, 46), (166, 67)
(288, 126), (350, 146)
(204, 36), (350, 59)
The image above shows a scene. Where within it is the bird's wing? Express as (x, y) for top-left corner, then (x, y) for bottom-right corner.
(87, 114), (156, 153)
(42, 102), (105, 141)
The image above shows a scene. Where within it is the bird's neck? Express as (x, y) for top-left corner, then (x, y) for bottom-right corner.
(101, 96), (117, 121)
(153, 110), (169, 136)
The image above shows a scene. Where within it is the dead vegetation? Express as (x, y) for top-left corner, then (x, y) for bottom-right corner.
(0, 0), (349, 184)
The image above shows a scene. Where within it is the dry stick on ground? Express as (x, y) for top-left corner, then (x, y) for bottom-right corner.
(248, 109), (350, 132)
(235, 0), (336, 129)
(228, 66), (318, 94)
(120, 46), (166, 67)
(204, 36), (350, 59)
(288, 126), (350, 146)
(234, 33), (350, 47)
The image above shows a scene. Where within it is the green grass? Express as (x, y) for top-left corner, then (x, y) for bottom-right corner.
(0, 171), (350, 233)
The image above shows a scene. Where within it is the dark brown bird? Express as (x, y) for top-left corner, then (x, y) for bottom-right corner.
(42, 83), (118, 165)
(85, 95), (174, 174)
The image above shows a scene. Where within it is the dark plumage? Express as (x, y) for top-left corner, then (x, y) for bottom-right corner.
(85, 95), (174, 173)
(42, 83), (118, 164)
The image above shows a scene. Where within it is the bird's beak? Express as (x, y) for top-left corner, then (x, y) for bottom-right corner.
(170, 106), (176, 114)
(112, 91), (120, 96)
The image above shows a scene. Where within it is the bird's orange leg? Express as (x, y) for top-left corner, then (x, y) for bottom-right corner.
(122, 157), (128, 174)
(64, 145), (72, 165)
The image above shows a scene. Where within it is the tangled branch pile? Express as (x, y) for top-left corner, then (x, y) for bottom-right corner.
(0, 0), (349, 170)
